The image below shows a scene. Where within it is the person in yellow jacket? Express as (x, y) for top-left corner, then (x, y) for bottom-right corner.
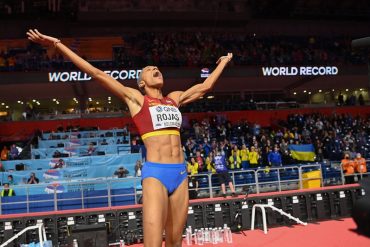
(1, 183), (15, 197)
(248, 146), (259, 168)
(187, 157), (199, 175)
(229, 152), (242, 170)
(231, 145), (240, 158)
(240, 144), (249, 169)
(206, 151), (216, 174)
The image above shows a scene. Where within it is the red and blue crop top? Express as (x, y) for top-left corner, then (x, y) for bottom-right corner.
(132, 95), (182, 140)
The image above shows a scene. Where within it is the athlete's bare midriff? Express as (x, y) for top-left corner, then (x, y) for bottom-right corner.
(143, 134), (184, 164)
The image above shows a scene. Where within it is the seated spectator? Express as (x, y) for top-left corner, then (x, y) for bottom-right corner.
(7, 175), (15, 185)
(87, 142), (96, 156)
(354, 153), (367, 180)
(341, 153), (355, 184)
(48, 131), (58, 140)
(268, 147), (282, 167)
(27, 172), (40, 184)
(114, 166), (129, 178)
(135, 160), (143, 177)
(214, 150), (237, 198)
(101, 139), (108, 145)
(53, 159), (65, 169)
(9, 144), (19, 160)
(52, 150), (62, 158)
(1, 184), (15, 197)
(1, 146), (9, 160)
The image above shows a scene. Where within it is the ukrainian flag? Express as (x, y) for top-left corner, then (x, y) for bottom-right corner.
(288, 144), (316, 162)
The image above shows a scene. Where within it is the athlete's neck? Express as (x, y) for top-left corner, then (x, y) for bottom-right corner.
(145, 88), (163, 99)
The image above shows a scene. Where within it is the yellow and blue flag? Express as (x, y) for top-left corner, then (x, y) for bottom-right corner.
(288, 144), (316, 161)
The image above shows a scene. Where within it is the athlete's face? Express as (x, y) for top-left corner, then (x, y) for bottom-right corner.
(139, 66), (163, 90)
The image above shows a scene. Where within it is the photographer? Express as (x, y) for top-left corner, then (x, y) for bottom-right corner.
(27, 172), (40, 184)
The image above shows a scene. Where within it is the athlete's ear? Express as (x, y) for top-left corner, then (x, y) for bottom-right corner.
(138, 80), (145, 90)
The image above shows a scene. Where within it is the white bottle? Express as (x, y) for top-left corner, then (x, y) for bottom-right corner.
(211, 228), (217, 244)
(194, 229), (198, 245)
(223, 224), (228, 242)
(186, 227), (192, 245)
(204, 228), (210, 243)
(225, 227), (233, 243)
(218, 227), (224, 243)
(72, 239), (79, 247)
(197, 229), (204, 245)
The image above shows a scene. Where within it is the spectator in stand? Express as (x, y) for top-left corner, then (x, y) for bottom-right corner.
(268, 147), (282, 167)
(1, 146), (9, 161)
(1, 184), (15, 197)
(53, 159), (65, 169)
(205, 151), (216, 174)
(229, 149), (241, 170)
(195, 150), (205, 172)
(214, 150), (237, 198)
(114, 166), (129, 178)
(27, 172), (40, 184)
(354, 153), (367, 180)
(9, 144), (19, 160)
(341, 153), (355, 184)
(87, 142), (96, 156)
(202, 138), (212, 157)
(358, 94), (365, 106)
(187, 157), (199, 176)
(135, 160), (143, 177)
(100, 139), (108, 145)
(248, 146), (259, 168)
(130, 139), (141, 153)
(52, 150), (62, 158)
(7, 175), (15, 185)
(240, 144), (249, 170)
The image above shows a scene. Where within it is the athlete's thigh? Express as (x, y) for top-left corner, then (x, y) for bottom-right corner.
(165, 178), (189, 246)
(142, 178), (169, 246)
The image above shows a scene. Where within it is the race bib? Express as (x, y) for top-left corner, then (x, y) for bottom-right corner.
(149, 105), (182, 130)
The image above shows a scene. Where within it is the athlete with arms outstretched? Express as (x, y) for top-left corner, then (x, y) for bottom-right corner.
(27, 29), (232, 247)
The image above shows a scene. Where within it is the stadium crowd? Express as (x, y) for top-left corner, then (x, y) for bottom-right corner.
(180, 112), (370, 174)
(0, 33), (367, 72)
(2, 112), (369, 165)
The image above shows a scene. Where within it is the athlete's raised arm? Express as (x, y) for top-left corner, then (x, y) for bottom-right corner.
(26, 29), (143, 114)
(168, 53), (233, 106)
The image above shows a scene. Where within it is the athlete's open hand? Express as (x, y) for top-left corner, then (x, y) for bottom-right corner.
(216, 53), (233, 64)
(26, 29), (60, 47)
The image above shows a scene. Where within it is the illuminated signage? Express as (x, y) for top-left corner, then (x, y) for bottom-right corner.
(200, 68), (210, 78)
(48, 69), (142, 82)
(262, 66), (338, 77)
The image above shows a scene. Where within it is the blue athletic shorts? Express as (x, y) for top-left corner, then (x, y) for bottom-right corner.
(141, 161), (187, 195)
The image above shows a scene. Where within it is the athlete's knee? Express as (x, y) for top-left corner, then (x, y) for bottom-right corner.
(165, 239), (182, 247)
(144, 218), (162, 230)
